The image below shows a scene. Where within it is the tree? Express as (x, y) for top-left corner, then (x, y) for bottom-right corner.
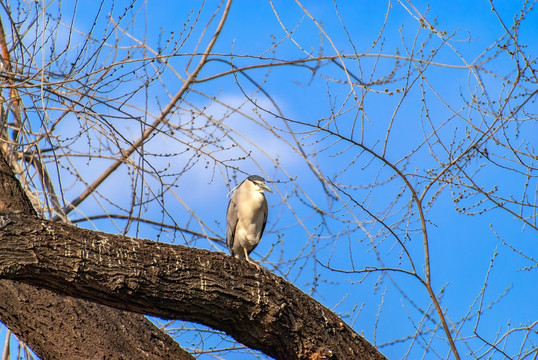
(0, 0), (536, 359)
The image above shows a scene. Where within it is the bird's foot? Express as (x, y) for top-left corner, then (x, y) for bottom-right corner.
(246, 257), (262, 270)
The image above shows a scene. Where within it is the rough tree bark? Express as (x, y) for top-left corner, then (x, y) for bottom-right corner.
(0, 154), (194, 359)
(0, 147), (386, 359)
(0, 282), (193, 360)
(0, 211), (387, 360)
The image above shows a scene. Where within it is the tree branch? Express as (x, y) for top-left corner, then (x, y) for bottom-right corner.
(0, 280), (194, 360)
(0, 152), (194, 359)
(58, 0), (233, 219)
(0, 212), (386, 360)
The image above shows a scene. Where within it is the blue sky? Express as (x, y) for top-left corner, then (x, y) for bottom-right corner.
(2, 0), (538, 359)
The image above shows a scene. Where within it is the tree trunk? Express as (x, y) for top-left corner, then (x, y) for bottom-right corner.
(0, 212), (386, 360)
(0, 152), (386, 359)
(0, 154), (194, 360)
(0, 280), (193, 360)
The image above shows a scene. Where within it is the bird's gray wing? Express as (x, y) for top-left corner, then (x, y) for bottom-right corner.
(226, 196), (238, 255)
(259, 196), (268, 239)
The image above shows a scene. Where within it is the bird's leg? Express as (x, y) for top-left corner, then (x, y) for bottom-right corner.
(244, 247), (261, 269)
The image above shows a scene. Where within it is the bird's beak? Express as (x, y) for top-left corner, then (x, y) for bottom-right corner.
(261, 183), (273, 193)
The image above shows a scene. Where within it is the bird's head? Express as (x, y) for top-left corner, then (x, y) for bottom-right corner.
(247, 175), (273, 194)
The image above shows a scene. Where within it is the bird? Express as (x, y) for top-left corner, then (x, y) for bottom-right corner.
(226, 175), (272, 267)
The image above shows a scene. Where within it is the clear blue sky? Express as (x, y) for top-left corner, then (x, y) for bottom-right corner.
(2, 0), (538, 359)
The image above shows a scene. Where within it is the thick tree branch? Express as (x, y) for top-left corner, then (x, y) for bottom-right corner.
(0, 153), (194, 359)
(0, 212), (386, 360)
(0, 280), (193, 360)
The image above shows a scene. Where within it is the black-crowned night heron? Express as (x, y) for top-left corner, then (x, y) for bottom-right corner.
(226, 175), (272, 267)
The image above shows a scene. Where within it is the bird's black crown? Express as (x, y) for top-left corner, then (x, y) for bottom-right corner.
(247, 175), (266, 183)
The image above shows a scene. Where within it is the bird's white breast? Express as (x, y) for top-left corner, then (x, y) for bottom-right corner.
(235, 191), (266, 249)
